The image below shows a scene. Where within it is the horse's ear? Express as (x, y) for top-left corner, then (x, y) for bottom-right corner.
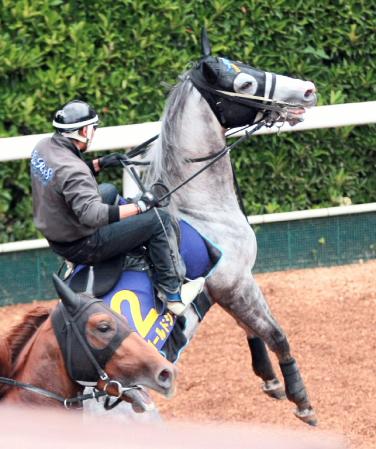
(201, 61), (218, 84)
(201, 27), (211, 57)
(52, 273), (79, 314)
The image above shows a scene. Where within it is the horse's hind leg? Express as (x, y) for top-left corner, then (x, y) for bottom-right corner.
(247, 335), (286, 400)
(237, 323), (285, 399)
(217, 278), (316, 426)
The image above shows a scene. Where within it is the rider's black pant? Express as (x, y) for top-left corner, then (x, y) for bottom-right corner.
(50, 184), (185, 295)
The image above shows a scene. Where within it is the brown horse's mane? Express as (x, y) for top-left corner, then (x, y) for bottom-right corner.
(0, 306), (51, 396)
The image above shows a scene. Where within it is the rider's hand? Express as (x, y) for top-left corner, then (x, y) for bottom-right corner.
(98, 153), (125, 170)
(136, 191), (159, 213)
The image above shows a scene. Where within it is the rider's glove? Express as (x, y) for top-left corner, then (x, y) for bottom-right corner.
(136, 191), (159, 213)
(98, 153), (125, 170)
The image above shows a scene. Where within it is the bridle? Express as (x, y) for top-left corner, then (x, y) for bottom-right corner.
(189, 73), (304, 114)
(0, 297), (140, 409)
(188, 62), (307, 127)
(52, 295), (142, 406)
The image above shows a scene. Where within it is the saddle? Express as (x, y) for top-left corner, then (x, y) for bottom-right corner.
(66, 220), (222, 362)
(69, 250), (147, 298)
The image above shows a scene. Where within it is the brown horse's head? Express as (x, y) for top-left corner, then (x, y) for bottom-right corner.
(48, 275), (177, 411)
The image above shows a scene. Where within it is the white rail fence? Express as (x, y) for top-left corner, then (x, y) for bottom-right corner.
(1, 101), (376, 162)
(0, 100), (375, 253)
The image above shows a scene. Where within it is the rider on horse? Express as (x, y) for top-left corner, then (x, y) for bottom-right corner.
(30, 99), (204, 315)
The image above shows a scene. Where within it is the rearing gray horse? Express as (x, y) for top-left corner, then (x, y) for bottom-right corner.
(145, 30), (317, 425)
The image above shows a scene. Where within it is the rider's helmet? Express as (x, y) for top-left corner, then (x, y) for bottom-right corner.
(52, 100), (99, 146)
(52, 100), (99, 132)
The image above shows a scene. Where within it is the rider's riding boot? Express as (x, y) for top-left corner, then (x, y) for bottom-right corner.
(161, 277), (205, 316)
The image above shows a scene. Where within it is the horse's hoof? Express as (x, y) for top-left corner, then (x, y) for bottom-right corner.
(294, 407), (317, 426)
(262, 379), (286, 400)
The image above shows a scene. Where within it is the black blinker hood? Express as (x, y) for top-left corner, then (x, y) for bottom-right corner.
(52, 296), (131, 383)
(189, 56), (267, 128)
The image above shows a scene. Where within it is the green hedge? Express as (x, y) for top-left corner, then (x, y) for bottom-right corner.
(0, 0), (375, 242)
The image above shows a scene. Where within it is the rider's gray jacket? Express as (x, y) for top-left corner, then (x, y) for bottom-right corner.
(31, 133), (119, 243)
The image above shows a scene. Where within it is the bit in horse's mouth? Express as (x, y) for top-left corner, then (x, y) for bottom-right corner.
(122, 386), (156, 413)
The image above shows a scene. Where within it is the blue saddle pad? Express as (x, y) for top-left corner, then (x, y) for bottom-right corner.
(69, 220), (222, 357)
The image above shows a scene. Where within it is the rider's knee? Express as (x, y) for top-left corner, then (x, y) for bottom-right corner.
(99, 183), (119, 205)
(147, 208), (173, 234)
(155, 208), (171, 225)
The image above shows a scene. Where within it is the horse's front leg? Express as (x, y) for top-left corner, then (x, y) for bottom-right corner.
(213, 277), (317, 426)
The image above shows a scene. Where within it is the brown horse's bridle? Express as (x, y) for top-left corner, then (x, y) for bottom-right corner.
(0, 299), (140, 409)
(52, 297), (142, 407)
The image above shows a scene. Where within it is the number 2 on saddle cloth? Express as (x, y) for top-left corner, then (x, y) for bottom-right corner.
(67, 219), (222, 363)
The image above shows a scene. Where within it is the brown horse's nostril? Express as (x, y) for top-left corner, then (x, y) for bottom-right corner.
(158, 368), (173, 387)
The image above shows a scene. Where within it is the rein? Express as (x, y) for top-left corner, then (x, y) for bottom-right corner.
(0, 376), (139, 409)
(156, 120), (267, 203)
(0, 376), (108, 409)
(120, 116), (275, 205)
(123, 123), (258, 164)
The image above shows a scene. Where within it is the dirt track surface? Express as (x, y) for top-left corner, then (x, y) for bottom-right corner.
(1, 261), (375, 448)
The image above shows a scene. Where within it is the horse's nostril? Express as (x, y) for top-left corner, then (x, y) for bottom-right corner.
(304, 81), (316, 97)
(158, 368), (172, 385)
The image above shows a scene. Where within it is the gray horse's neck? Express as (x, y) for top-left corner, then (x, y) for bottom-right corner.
(147, 80), (245, 232)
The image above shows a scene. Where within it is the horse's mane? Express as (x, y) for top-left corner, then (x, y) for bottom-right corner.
(146, 75), (194, 188)
(0, 306), (51, 392)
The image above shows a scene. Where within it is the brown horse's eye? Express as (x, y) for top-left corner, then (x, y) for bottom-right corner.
(97, 323), (111, 333)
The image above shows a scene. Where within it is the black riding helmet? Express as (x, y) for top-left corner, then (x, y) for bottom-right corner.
(52, 100), (99, 133)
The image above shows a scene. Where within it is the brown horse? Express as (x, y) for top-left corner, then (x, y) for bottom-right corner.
(0, 275), (176, 411)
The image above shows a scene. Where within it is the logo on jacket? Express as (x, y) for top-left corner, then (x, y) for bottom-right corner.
(31, 149), (54, 185)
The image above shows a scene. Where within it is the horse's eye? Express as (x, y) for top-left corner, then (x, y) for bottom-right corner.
(241, 81), (253, 89)
(97, 323), (111, 333)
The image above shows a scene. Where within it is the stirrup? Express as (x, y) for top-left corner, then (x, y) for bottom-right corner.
(167, 277), (205, 316)
(63, 260), (75, 280)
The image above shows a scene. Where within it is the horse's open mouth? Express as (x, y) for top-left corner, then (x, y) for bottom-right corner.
(122, 386), (156, 413)
(286, 106), (306, 126)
